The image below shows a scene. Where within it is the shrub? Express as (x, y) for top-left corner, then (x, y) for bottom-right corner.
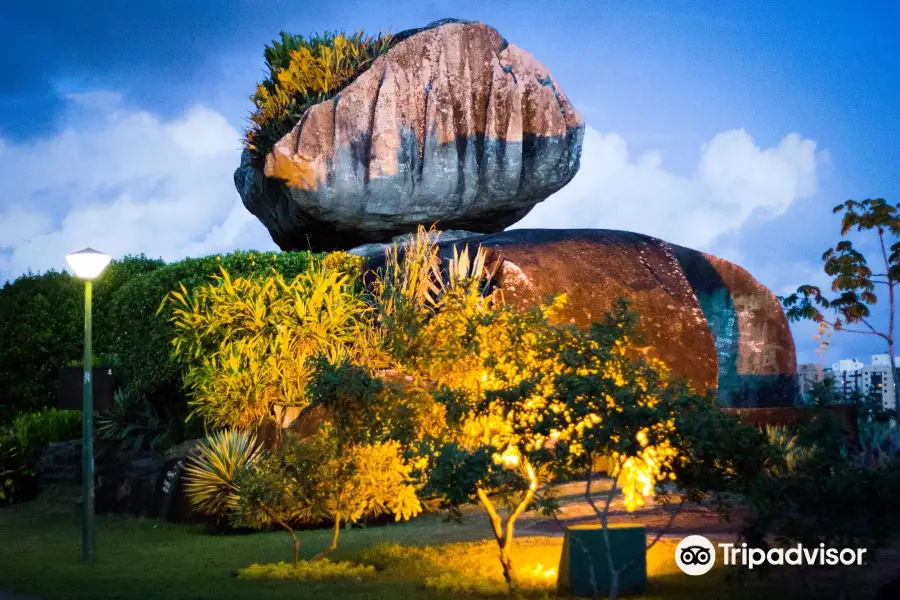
(113, 250), (316, 409)
(0, 408), (79, 506)
(741, 412), (900, 596)
(0, 255), (162, 422)
(236, 559), (375, 581)
(0, 251), (326, 437)
(166, 259), (375, 429)
(361, 540), (559, 596)
(7, 408), (81, 450)
(0, 271), (83, 422)
(308, 358), (446, 450)
(0, 435), (37, 506)
(245, 30), (396, 160)
(233, 430), (421, 564)
(183, 429), (263, 517)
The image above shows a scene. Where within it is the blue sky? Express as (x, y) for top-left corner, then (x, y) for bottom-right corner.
(1, 0), (899, 366)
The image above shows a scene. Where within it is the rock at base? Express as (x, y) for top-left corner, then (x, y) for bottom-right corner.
(358, 229), (798, 407)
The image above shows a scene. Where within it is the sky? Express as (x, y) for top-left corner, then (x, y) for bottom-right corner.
(1, 0), (899, 367)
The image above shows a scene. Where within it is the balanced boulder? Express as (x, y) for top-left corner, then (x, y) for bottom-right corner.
(235, 19), (584, 251)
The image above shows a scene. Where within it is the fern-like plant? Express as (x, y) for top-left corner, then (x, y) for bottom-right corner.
(184, 429), (263, 517)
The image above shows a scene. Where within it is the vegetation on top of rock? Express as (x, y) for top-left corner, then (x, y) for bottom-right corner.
(245, 29), (396, 161)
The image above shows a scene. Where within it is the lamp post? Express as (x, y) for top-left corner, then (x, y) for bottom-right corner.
(65, 247), (111, 563)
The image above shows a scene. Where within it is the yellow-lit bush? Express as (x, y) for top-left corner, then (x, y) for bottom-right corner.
(165, 259), (377, 429)
(362, 539), (560, 596)
(237, 559), (375, 581)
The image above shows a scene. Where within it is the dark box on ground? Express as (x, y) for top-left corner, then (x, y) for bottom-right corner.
(557, 524), (647, 597)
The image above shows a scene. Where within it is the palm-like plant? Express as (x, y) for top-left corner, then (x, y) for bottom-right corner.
(851, 418), (900, 467)
(764, 424), (812, 473)
(95, 388), (162, 451)
(183, 429), (263, 517)
(372, 226), (501, 318)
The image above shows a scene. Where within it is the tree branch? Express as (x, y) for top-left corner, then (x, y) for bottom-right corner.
(859, 318), (885, 336)
(646, 498), (686, 551)
(504, 462), (538, 547)
(837, 327), (889, 338)
(476, 487), (504, 543)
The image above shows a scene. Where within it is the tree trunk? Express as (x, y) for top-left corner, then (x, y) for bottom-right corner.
(890, 341), (900, 414)
(498, 542), (515, 586)
(877, 229), (899, 413)
(313, 516), (341, 561)
(474, 461), (538, 589)
(259, 501), (301, 567)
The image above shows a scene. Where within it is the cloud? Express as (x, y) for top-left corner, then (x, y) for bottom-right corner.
(515, 126), (820, 250)
(0, 99), (821, 290)
(0, 93), (276, 281)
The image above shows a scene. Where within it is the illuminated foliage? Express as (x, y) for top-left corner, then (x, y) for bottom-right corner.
(246, 30), (396, 160)
(183, 429), (263, 517)
(165, 258), (377, 429)
(308, 358), (446, 450)
(233, 430), (421, 565)
(376, 230), (688, 588)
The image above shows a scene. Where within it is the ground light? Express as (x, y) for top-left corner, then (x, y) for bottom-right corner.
(65, 247), (112, 563)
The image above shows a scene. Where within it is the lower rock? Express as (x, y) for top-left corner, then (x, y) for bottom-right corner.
(358, 228), (798, 406)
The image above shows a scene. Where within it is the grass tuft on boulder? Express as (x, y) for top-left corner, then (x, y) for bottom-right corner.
(245, 29), (396, 161)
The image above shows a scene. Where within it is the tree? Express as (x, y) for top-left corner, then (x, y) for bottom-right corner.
(232, 432), (334, 566)
(780, 198), (900, 411)
(524, 304), (683, 600)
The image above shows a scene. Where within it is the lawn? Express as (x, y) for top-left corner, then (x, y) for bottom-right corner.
(0, 491), (802, 600)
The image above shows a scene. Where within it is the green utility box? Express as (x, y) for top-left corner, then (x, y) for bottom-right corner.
(557, 524), (647, 597)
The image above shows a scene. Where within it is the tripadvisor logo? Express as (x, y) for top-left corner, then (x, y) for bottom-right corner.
(675, 535), (868, 576)
(675, 535), (716, 576)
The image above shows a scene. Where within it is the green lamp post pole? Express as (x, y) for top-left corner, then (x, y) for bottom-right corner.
(66, 248), (111, 564)
(81, 279), (94, 562)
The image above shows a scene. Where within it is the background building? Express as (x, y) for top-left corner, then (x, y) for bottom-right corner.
(827, 354), (897, 409)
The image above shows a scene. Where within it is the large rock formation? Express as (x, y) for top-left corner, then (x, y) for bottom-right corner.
(355, 229), (798, 407)
(236, 19), (584, 251)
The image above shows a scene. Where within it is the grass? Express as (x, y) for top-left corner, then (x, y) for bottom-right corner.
(0, 491), (805, 600)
